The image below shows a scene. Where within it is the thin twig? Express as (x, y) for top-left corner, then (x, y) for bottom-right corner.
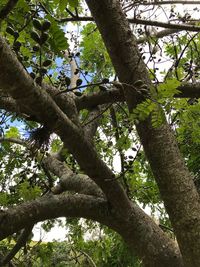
(129, 18), (200, 32)
(57, 81), (108, 95)
(82, 104), (112, 127)
(38, 3), (200, 33)
(141, 1), (200, 5)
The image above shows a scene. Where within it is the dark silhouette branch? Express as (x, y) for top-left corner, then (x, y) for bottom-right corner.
(176, 83), (200, 98)
(0, 137), (28, 147)
(38, 1), (200, 33)
(57, 16), (200, 32)
(129, 18), (200, 32)
(0, 0), (18, 20)
(0, 224), (34, 266)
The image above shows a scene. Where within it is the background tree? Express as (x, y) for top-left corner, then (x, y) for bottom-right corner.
(1, 0), (200, 266)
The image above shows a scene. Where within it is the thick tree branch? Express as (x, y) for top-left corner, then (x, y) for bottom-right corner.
(137, 28), (182, 44)
(46, 75), (200, 112)
(43, 155), (104, 198)
(0, 194), (110, 241)
(0, 192), (183, 267)
(85, 1), (200, 266)
(0, 34), (132, 218)
(0, 34), (184, 267)
(75, 89), (124, 110)
(75, 82), (200, 111)
(176, 83), (200, 98)
(2, 81), (200, 121)
(83, 106), (102, 141)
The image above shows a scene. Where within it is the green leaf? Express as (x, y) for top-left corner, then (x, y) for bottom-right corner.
(46, 15), (69, 54)
(0, 192), (8, 206)
(33, 19), (42, 31)
(132, 99), (155, 122)
(157, 78), (181, 99)
(5, 127), (20, 138)
(151, 105), (165, 128)
(68, 0), (79, 8)
(58, 0), (69, 11)
(18, 181), (41, 201)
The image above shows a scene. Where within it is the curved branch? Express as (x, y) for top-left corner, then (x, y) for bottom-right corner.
(137, 28), (181, 44)
(0, 192), (183, 267)
(0, 194), (110, 241)
(75, 89), (124, 110)
(43, 155), (104, 198)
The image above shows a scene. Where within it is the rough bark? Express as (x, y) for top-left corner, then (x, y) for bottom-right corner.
(83, 106), (102, 141)
(0, 193), (183, 267)
(85, 0), (200, 266)
(0, 35), (132, 216)
(43, 155), (104, 197)
(0, 33), (184, 266)
(1, 81), (199, 121)
(75, 82), (200, 111)
(0, 194), (110, 241)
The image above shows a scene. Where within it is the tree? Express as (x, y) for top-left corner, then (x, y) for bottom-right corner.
(1, 0), (200, 266)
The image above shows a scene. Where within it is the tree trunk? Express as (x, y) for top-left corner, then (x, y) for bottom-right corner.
(85, 0), (200, 266)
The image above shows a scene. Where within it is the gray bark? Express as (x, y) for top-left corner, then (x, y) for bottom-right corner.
(85, 0), (200, 266)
